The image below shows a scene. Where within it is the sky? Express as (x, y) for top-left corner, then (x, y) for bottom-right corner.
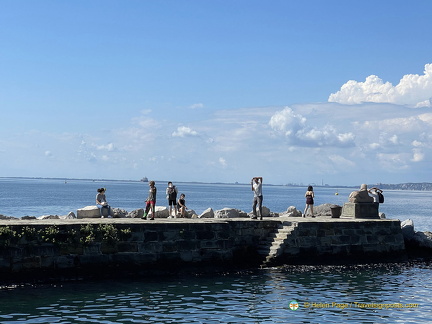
(1, 0), (432, 186)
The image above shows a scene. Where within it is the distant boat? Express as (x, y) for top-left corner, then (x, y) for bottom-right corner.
(140, 177), (148, 182)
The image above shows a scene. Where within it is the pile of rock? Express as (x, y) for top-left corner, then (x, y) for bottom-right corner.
(2, 205), (322, 220)
(401, 219), (432, 259)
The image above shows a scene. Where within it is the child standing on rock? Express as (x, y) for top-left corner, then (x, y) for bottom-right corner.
(142, 181), (157, 220)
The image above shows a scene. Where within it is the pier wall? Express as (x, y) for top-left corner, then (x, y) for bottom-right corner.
(277, 219), (405, 264)
(0, 219), (406, 280)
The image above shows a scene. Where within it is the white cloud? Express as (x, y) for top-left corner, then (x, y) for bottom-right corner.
(329, 63), (432, 107)
(269, 107), (355, 147)
(412, 149), (424, 162)
(189, 103), (204, 109)
(218, 157), (227, 167)
(172, 126), (199, 137)
(96, 143), (115, 151)
(269, 107), (306, 136)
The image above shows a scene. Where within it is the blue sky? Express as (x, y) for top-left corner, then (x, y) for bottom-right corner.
(1, 0), (432, 186)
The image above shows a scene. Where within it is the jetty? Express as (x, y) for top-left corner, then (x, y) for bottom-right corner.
(0, 216), (408, 282)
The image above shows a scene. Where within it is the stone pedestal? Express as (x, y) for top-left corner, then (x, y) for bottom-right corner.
(341, 202), (380, 219)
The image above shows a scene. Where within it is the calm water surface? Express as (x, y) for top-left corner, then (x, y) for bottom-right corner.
(0, 264), (431, 323)
(1, 178), (432, 323)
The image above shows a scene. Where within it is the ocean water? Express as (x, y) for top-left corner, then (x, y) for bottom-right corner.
(1, 178), (432, 323)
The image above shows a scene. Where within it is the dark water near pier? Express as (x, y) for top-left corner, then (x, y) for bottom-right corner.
(0, 178), (431, 323)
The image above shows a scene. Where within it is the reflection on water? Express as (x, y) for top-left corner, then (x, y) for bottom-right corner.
(1, 263), (431, 323)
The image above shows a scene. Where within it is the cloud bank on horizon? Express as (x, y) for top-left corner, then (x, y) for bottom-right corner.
(1, 65), (432, 186)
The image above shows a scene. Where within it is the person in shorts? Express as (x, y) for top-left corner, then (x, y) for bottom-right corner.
(143, 181), (157, 220)
(166, 181), (178, 217)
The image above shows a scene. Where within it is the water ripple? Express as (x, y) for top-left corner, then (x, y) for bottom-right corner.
(0, 263), (431, 323)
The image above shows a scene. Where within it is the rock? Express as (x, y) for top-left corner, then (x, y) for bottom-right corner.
(412, 231), (432, 249)
(214, 208), (248, 218)
(57, 212), (77, 220)
(286, 206), (302, 217)
(127, 209), (144, 218)
(0, 214), (18, 220)
(112, 208), (128, 218)
(401, 219), (415, 240)
(38, 215), (60, 220)
(249, 206), (271, 217)
(77, 206), (101, 218)
(186, 209), (196, 218)
(21, 216), (37, 220)
(199, 208), (214, 218)
(313, 203), (333, 216)
(67, 211), (76, 219)
(154, 206), (169, 218)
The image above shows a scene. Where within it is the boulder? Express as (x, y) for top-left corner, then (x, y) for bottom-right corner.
(38, 215), (60, 220)
(127, 209), (144, 218)
(0, 214), (18, 220)
(199, 208), (214, 218)
(77, 206), (101, 218)
(112, 208), (128, 218)
(186, 209), (196, 218)
(214, 208), (248, 218)
(21, 216), (37, 220)
(313, 203), (333, 216)
(66, 211), (76, 219)
(401, 219), (415, 240)
(286, 206), (302, 217)
(412, 231), (432, 249)
(154, 206), (169, 218)
(249, 206), (271, 218)
(56, 212), (77, 220)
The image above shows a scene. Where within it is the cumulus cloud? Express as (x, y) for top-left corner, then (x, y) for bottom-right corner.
(269, 107), (355, 147)
(269, 107), (306, 136)
(172, 126), (199, 137)
(329, 63), (432, 107)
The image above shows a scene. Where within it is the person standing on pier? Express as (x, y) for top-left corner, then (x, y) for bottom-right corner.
(303, 185), (315, 218)
(166, 181), (178, 217)
(143, 181), (157, 220)
(251, 177), (263, 220)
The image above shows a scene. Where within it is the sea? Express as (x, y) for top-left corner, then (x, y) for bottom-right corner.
(0, 177), (431, 323)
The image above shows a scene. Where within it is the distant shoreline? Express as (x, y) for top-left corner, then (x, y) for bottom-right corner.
(1, 176), (431, 191)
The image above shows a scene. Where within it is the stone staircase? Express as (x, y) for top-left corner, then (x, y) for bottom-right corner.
(258, 221), (298, 267)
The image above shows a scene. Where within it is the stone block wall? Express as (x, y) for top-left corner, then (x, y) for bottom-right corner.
(278, 219), (406, 264)
(0, 221), (280, 278)
(0, 219), (406, 280)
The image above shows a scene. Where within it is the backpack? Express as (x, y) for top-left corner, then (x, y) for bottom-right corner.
(377, 192), (384, 203)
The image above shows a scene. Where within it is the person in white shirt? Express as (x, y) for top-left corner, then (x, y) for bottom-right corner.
(251, 177), (263, 220)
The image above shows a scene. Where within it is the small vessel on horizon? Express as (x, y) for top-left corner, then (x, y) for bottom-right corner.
(140, 176), (148, 182)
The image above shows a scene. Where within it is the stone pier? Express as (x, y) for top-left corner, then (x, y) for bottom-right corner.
(0, 217), (406, 281)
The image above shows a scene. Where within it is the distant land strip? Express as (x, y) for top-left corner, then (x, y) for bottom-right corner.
(0, 177), (431, 190)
